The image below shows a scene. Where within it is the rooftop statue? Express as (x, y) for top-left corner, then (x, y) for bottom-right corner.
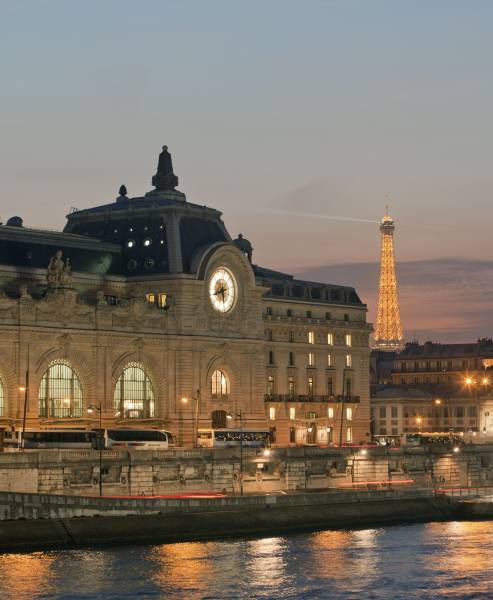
(152, 145), (179, 191)
(233, 233), (253, 263)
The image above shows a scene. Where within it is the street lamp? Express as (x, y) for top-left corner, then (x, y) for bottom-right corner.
(87, 404), (103, 497)
(227, 410), (243, 496)
(415, 416), (422, 433)
(181, 389), (201, 448)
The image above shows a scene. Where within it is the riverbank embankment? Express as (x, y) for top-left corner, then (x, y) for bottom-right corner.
(0, 488), (457, 551)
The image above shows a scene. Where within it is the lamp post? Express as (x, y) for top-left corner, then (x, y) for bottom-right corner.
(181, 389), (201, 448)
(227, 410), (243, 496)
(20, 345), (30, 451)
(338, 374), (349, 448)
(87, 404), (103, 497)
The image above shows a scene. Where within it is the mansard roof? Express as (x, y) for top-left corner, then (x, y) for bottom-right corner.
(0, 223), (122, 274)
(398, 340), (493, 360)
(253, 265), (364, 307)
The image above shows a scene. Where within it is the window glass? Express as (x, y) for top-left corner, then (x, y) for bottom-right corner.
(114, 362), (155, 419)
(38, 360), (83, 418)
(211, 370), (230, 400)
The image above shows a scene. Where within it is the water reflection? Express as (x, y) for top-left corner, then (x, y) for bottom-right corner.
(3, 522), (493, 599)
(246, 537), (289, 590)
(0, 552), (56, 599)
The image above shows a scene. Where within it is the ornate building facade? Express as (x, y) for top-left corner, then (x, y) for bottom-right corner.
(0, 147), (371, 446)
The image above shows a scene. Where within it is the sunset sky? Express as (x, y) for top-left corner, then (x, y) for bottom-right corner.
(1, 1), (493, 342)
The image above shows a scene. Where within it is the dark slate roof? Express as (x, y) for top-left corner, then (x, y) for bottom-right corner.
(253, 265), (364, 306)
(371, 383), (486, 399)
(0, 224), (123, 275)
(398, 340), (493, 359)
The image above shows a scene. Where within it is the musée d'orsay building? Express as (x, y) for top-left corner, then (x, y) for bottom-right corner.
(0, 146), (371, 446)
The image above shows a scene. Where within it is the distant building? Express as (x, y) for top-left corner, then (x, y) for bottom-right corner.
(371, 384), (482, 439)
(370, 349), (397, 385)
(392, 340), (493, 387)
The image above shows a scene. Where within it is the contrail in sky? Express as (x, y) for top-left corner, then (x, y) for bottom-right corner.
(238, 207), (380, 224)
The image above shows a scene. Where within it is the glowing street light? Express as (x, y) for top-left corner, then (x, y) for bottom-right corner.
(434, 398), (442, 405)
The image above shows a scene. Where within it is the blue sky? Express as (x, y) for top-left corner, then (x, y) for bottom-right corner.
(1, 1), (493, 340)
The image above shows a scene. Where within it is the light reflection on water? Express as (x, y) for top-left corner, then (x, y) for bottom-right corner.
(1, 521), (493, 599)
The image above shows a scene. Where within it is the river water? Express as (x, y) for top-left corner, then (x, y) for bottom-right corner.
(1, 521), (492, 600)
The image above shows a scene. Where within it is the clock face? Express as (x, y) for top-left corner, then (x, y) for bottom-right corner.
(209, 267), (237, 313)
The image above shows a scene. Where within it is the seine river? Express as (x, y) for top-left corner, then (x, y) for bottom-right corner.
(1, 521), (492, 599)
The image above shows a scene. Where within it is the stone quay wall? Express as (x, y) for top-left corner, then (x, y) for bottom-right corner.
(0, 488), (455, 551)
(1, 444), (493, 497)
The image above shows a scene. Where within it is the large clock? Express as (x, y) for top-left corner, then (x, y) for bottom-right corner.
(209, 267), (237, 313)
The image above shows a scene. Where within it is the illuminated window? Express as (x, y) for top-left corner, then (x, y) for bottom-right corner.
(269, 407), (276, 420)
(158, 293), (167, 308)
(308, 411), (316, 420)
(146, 293), (156, 305)
(289, 407), (296, 420)
(143, 238), (152, 247)
(127, 239), (135, 248)
(308, 376), (314, 398)
(346, 354), (352, 368)
(308, 353), (315, 367)
(345, 334), (352, 346)
(0, 378), (4, 416)
(212, 370), (230, 400)
(328, 407), (334, 419)
(114, 362), (155, 419)
(38, 359), (83, 418)
(327, 353), (332, 367)
(327, 333), (333, 345)
(308, 331), (315, 344)
(346, 427), (352, 443)
(346, 407), (353, 421)
(267, 375), (275, 396)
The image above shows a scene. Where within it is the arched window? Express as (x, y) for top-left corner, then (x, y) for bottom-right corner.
(211, 370), (229, 400)
(114, 362), (155, 419)
(0, 378), (4, 416)
(38, 360), (83, 418)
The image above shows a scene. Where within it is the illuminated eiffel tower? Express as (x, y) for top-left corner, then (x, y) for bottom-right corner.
(373, 206), (404, 350)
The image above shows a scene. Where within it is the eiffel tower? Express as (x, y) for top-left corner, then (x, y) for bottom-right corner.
(373, 206), (404, 350)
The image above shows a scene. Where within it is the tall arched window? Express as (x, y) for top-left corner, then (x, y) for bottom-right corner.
(211, 370), (229, 400)
(0, 378), (4, 417)
(38, 360), (83, 418)
(114, 362), (155, 419)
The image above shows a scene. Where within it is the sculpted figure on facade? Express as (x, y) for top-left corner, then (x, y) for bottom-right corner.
(47, 250), (72, 288)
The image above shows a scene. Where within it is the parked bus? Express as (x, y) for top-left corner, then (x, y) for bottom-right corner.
(3, 429), (96, 450)
(403, 432), (464, 447)
(3, 428), (174, 450)
(197, 428), (272, 448)
(99, 429), (173, 449)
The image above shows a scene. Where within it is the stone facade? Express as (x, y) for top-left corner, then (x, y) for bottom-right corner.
(0, 147), (371, 446)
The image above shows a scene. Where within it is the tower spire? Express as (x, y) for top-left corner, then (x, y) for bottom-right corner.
(373, 206), (404, 351)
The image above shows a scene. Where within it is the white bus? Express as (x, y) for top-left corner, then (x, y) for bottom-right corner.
(3, 429), (96, 450)
(197, 428), (272, 448)
(3, 428), (174, 450)
(100, 428), (174, 449)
